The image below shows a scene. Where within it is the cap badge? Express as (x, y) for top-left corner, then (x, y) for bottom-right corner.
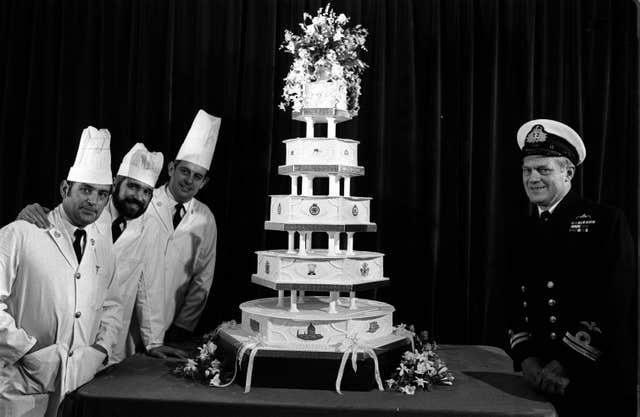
(525, 125), (547, 143)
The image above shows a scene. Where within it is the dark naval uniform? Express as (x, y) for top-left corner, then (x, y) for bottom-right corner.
(507, 190), (636, 415)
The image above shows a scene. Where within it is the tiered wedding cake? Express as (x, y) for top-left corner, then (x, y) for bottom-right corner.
(241, 103), (398, 349)
(216, 6), (409, 391)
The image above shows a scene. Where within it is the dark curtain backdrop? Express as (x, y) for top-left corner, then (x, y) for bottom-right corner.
(0, 0), (638, 349)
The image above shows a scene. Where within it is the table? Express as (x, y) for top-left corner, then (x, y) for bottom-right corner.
(70, 345), (556, 417)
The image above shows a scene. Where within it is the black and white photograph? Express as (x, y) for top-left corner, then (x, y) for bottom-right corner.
(0, 1), (638, 416)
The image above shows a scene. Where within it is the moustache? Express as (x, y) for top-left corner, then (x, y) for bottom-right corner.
(123, 197), (144, 208)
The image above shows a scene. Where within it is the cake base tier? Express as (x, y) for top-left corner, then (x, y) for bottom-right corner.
(239, 296), (395, 347)
(265, 221), (377, 232)
(278, 164), (365, 177)
(292, 108), (352, 123)
(216, 326), (410, 390)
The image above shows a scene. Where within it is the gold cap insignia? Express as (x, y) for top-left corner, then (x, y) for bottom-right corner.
(525, 125), (547, 143)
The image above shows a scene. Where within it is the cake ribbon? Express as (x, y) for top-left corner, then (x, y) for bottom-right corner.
(335, 335), (384, 395)
(206, 326), (262, 392)
(392, 325), (416, 352)
(237, 335), (266, 393)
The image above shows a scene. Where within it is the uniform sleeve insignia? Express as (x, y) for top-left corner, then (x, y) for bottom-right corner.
(562, 321), (603, 361)
(525, 125), (548, 143)
(569, 213), (596, 233)
(509, 330), (531, 349)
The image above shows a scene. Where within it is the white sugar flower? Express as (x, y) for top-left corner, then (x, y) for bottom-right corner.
(205, 341), (217, 355)
(415, 377), (427, 388)
(306, 24), (315, 35)
(184, 359), (198, 373)
(400, 385), (416, 395)
(415, 362), (428, 375)
(337, 13), (348, 24)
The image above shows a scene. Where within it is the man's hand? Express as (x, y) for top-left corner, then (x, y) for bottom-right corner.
(17, 203), (51, 229)
(521, 356), (544, 388)
(537, 359), (570, 396)
(147, 345), (189, 360)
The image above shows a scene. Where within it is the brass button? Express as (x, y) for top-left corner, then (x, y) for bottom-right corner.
(550, 332), (557, 340)
(547, 281), (554, 289)
(523, 301), (528, 308)
(524, 317), (529, 323)
(549, 316), (557, 323)
(74, 272), (81, 280)
(521, 285), (526, 292)
(548, 299), (556, 307)
(74, 311), (81, 318)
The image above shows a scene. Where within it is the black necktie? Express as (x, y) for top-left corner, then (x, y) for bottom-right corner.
(540, 211), (551, 223)
(173, 203), (184, 229)
(73, 229), (86, 263)
(111, 216), (127, 243)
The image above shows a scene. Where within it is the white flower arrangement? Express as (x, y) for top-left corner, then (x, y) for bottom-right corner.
(386, 325), (455, 395)
(174, 327), (227, 387)
(279, 4), (369, 114)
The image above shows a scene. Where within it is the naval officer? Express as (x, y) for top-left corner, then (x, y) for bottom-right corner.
(507, 119), (636, 416)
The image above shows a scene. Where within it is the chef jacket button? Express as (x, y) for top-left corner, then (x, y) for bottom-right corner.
(524, 317), (529, 323)
(522, 301), (528, 308)
(68, 351), (74, 357)
(548, 299), (556, 307)
(75, 311), (81, 318)
(547, 281), (554, 289)
(550, 332), (557, 340)
(74, 272), (81, 280)
(549, 316), (557, 323)
(521, 285), (526, 292)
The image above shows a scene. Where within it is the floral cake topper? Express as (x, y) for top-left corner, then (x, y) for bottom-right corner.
(279, 4), (369, 114)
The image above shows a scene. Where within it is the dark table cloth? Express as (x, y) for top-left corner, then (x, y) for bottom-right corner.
(71, 345), (556, 417)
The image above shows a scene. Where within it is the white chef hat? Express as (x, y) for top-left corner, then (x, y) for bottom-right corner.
(517, 119), (586, 165)
(67, 126), (113, 185)
(175, 109), (221, 171)
(116, 143), (164, 188)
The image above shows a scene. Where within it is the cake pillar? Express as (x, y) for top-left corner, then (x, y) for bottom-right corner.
(327, 117), (336, 138)
(301, 175), (313, 196)
(329, 174), (339, 196)
(344, 177), (351, 197)
(287, 232), (296, 254)
(349, 291), (357, 310)
(305, 117), (314, 138)
(277, 290), (285, 308)
(299, 290), (306, 304)
(306, 232), (313, 253)
(347, 232), (354, 255)
(328, 291), (339, 314)
(327, 232), (336, 256)
(290, 291), (299, 312)
(298, 232), (307, 256)
(333, 232), (341, 254)
(290, 175), (298, 195)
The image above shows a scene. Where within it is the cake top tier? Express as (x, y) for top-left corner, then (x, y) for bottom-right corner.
(279, 5), (369, 116)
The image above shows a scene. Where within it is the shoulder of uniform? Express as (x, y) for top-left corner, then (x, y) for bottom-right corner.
(192, 198), (215, 217)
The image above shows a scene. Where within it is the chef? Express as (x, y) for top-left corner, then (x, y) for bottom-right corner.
(0, 127), (122, 417)
(17, 143), (187, 361)
(147, 109), (219, 342)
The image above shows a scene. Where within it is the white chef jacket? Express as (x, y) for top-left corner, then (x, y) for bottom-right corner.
(94, 201), (166, 364)
(0, 205), (121, 417)
(146, 185), (217, 332)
